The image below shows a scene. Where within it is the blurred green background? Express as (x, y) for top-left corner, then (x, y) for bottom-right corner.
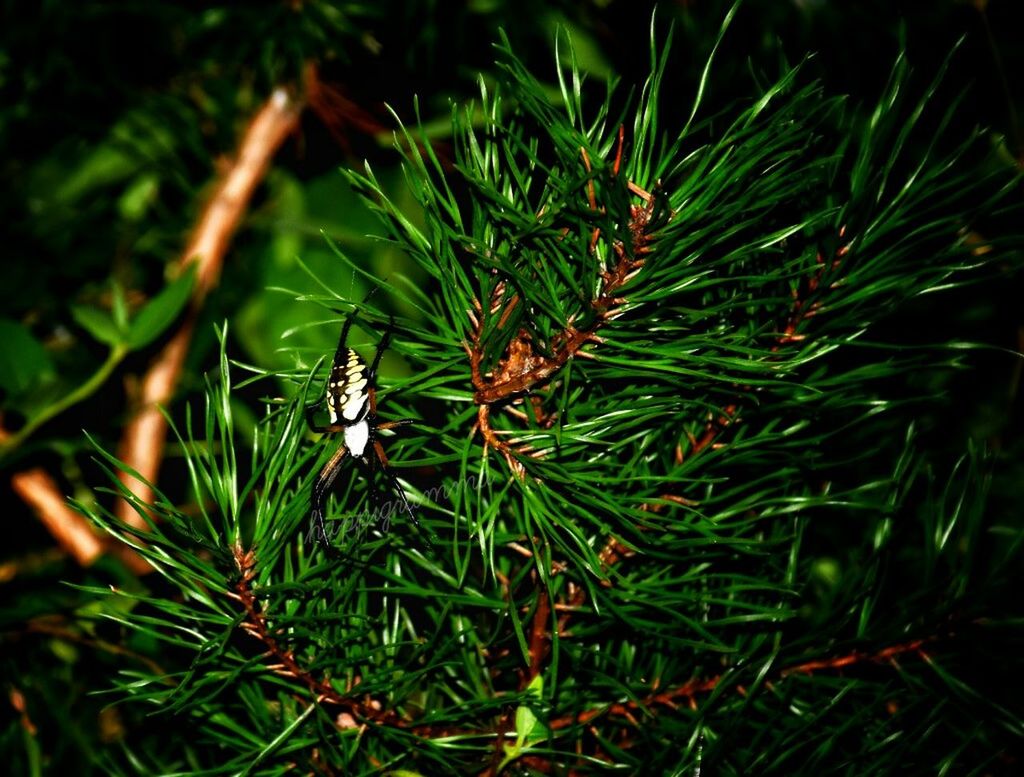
(1, 1), (1022, 772)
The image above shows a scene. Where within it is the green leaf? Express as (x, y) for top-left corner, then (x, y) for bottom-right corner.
(126, 265), (196, 350)
(71, 304), (123, 347)
(514, 673), (547, 747)
(500, 674), (549, 769)
(0, 318), (54, 396)
(118, 172), (160, 222)
(112, 281), (129, 331)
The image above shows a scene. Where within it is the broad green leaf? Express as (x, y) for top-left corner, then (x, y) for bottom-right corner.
(71, 305), (123, 347)
(53, 143), (136, 206)
(126, 265), (197, 350)
(0, 318), (54, 396)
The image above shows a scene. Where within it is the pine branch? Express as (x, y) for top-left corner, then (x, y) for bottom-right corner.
(231, 544), (357, 711)
(464, 129), (654, 472)
(549, 636), (935, 733)
(69, 17), (1024, 775)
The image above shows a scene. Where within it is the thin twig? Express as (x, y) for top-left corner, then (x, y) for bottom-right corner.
(234, 544), (355, 710)
(526, 588), (551, 685)
(547, 636), (933, 731)
(304, 63), (389, 154)
(11, 468), (104, 566)
(115, 88), (303, 531)
(23, 615), (168, 677)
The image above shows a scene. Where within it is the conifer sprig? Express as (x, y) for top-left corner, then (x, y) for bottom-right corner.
(77, 18), (1023, 775)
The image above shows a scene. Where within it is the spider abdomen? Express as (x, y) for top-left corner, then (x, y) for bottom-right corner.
(326, 348), (370, 424)
(343, 418), (370, 457)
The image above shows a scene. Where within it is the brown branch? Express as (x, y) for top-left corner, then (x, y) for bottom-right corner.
(774, 228), (847, 349)
(232, 544), (411, 731)
(548, 636), (933, 732)
(526, 588), (551, 686)
(684, 402), (739, 462)
(115, 88), (303, 532)
(779, 637), (928, 677)
(233, 544), (357, 712)
(477, 709), (516, 777)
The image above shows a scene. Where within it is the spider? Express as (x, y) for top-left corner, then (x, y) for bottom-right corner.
(305, 313), (419, 554)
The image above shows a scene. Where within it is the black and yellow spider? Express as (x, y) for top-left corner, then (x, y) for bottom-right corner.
(306, 313), (418, 553)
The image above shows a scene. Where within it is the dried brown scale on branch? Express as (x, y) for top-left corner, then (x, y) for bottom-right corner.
(467, 128), (655, 475)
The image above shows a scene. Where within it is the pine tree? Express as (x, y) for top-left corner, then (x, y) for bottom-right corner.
(75, 13), (1024, 776)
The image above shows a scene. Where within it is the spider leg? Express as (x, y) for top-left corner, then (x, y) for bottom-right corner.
(308, 421), (347, 435)
(366, 316), (394, 388)
(305, 400), (335, 433)
(376, 418), (414, 431)
(331, 311), (357, 370)
(309, 444), (349, 554)
(364, 318), (398, 424)
(351, 454), (380, 534)
(373, 439), (433, 546)
(309, 447), (372, 570)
